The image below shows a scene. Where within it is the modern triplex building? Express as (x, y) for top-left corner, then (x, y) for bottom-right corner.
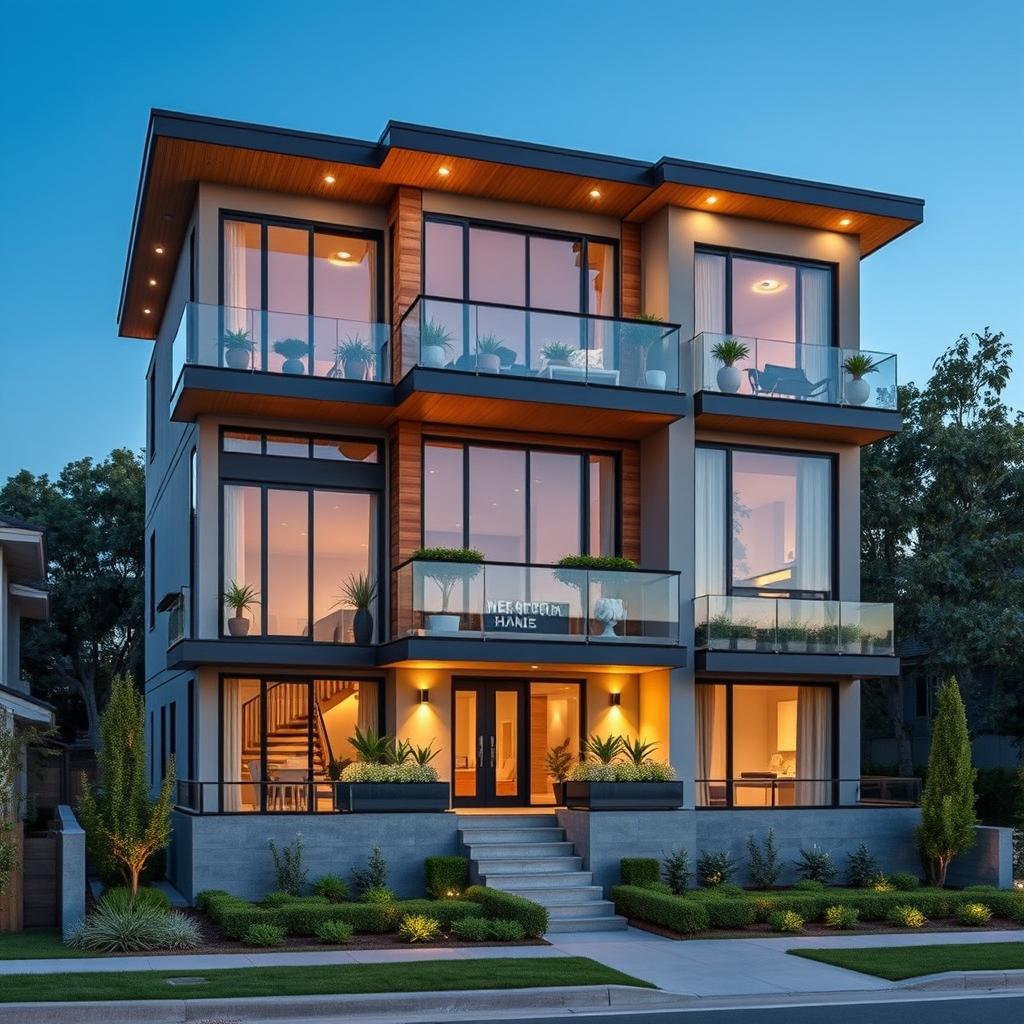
(125, 110), (997, 921)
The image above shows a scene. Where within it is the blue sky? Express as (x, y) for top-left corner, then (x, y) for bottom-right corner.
(1, 1), (1021, 480)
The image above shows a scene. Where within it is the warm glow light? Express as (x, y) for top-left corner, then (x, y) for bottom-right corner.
(705, 195), (718, 205)
(610, 692), (622, 707)
(154, 246), (164, 255)
(328, 250), (359, 267)
(750, 568), (792, 587)
(148, 278), (157, 287)
(143, 308), (151, 315)
(418, 688), (430, 704)
(839, 217), (852, 227)
(589, 188), (601, 199)
(437, 166), (451, 177)
(323, 174), (336, 184)
(752, 278), (786, 294)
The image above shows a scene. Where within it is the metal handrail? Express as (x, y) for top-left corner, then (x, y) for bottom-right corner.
(695, 776), (921, 808)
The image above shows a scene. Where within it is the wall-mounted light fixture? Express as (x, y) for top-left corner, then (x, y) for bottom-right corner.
(418, 688), (430, 704)
(609, 692), (621, 707)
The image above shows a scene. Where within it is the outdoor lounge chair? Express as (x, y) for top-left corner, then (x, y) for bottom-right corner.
(747, 363), (830, 400)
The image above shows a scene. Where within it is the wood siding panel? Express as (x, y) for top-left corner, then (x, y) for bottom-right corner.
(387, 188), (423, 382)
(22, 836), (57, 928)
(389, 421), (424, 638)
(0, 826), (22, 932)
(620, 222), (642, 318)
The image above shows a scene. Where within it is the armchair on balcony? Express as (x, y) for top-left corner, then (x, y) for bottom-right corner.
(747, 364), (830, 401)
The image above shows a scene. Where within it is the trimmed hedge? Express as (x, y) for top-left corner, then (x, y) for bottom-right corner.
(394, 899), (484, 928)
(620, 858), (661, 887)
(611, 885), (710, 935)
(698, 897), (757, 928)
(465, 886), (548, 937)
(425, 856), (470, 899)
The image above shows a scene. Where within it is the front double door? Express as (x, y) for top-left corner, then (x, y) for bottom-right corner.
(452, 680), (528, 806)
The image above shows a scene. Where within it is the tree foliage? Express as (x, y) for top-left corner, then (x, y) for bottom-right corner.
(77, 676), (173, 895)
(0, 449), (145, 744)
(917, 677), (976, 886)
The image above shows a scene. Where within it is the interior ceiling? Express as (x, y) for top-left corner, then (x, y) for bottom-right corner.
(121, 131), (921, 341)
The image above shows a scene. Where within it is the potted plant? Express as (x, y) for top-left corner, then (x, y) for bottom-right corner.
(541, 342), (577, 368)
(222, 580), (259, 637)
(222, 328), (254, 369)
(334, 727), (450, 812)
(544, 738), (574, 806)
(777, 622), (808, 653)
(842, 353), (878, 405)
(864, 630), (893, 655)
(702, 613), (733, 649)
(620, 313), (669, 388)
(411, 547), (484, 632)
(334, 572), (377, 644)
(755, 623), (776, 652)
(420, 319), (454, 368)
(474, 334), (505, 373)
(564, 733), (682, 810)
(710, 337), (750, 393)
(839, 623), (862, 654)
(273, 337), (309, 374)
(729, 619), (758, 652)
(554, 555), (637, 639)
(336, 337), (374, 381)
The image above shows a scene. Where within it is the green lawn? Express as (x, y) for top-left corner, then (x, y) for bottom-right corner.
(0, 929), (92, 960)
(0, 956), (652, 1003)
(791, 941), (1024, 980)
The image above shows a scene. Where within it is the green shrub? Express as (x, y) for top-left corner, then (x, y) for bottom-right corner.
(870, 874), (895, 892)
(956, 902), (993, 926)
(398, 913), (441, 943)
(663, 849), (692, 894)
(313, 874), (349, 903)
(352, 845), (388, 898)
(314, 919), (354, 944)
(268, 834), (307, 896)
(643, 881), (673, 895)
(696, 850), (736, 886)
(68, 904), (200, 953)
(747, 830), (781, 889)
(243, 922), (286, 947)
(760, 893), (831, 922)
(610, 885), (710, 935)
(824, 904), (859, 929)
(363, 885), (395, 905)
(794, 846), (836, 884)
(264, 892), (327, 908)
(752, 896), (776, 923)
(888, 904), (926, 928)
(276, 902), (396, 936)
(700, 897), (756, 928)
(425, 856), (470, 899)
(451, 916), (492, 941)
(769, 910), (804, 933)
(621, 858), (660, 887)
(393, 899), (484, 928)
(216, 905), (273, 940)
(888, 872), (920, 891)
(845, 843), (880, 888)
(465, 886), (548, 937)
(712, 883), (745, 898)
(100, 886), (171, 913)
(487, 918), (526, 941)
(792, 879), (824, 892)
(195, 889), (233, 913)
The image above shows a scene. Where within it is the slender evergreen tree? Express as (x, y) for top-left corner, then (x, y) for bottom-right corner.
(78, 676), (173, 895)
(916, 676), (977, 886)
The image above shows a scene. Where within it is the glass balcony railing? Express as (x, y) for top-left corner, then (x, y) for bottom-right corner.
(694, 595), (894, 655)
(397, 296), (683, 391)
(393, 559), (680, 644)
(691, 332), (897, 410)
(171, 302), (391, 392)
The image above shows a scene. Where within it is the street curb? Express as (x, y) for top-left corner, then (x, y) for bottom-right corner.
(0, 983), (689, 1023)
(900, 968), (1024, 990)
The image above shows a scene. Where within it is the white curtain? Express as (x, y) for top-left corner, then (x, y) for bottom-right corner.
(794, 457), (830, 593)
(222, 221), (256, 366)
(799, 267), (833, 400)
(695, 684), (720, 806)
(695, 448), (727, 598)
(356, 682), (377, 733)
(222, 485), (249, 630)
(694, 252), (726, 390)
(222, 679), (242, 812)
(796, 687), (832, 806)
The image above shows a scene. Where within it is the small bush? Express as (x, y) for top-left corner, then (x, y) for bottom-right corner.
(888, 871), (920, 891)
(451, 916), (492, 941)
(268, 834), (307, 897)
(313, 874), (349, 903)
(398, 913), (441, 943)
(663, 848), (692, 894)
(425, 855), (469, 899)
(769, 910), (804, 933)
(956, 902), (993, 926)
(792, 879), (825, 892)
(393, 899), (484, 928)
(100, 886), (171, 913)
(264, 891), (328, 908)
(888, 904), (927, 928)
(752, 897), (776, 923)
(68, 902), (194, 953)
(465, 886), (548, 937)
(276, 902), (396, 936)
(870, 874), (895, 892)
(794, 846), (836, 884)
(643, 880), (673, 895)
(243, 922), (286, 947)
(846, 843), (880, 888)
(747, 830), (781, 889)
(314, 920), (354, 944)
(363, 886), (396, 905)
(487, 918), (526, 941)
(621, 858), (660, 887)
(824, 904), (859, 929)
(610, 885), (710, 935)
(701, 898), (756, 928)
(697, 850), (736, 887)
(352, 845), (388, 898)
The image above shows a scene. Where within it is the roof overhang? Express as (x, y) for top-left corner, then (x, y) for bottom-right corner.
(0, 684), (54, 727)
(8, 583), (49, 621)
(119, 111), (925, 340)
(0, 523), (46, 586)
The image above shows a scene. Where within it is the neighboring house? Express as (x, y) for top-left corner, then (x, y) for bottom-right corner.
(124, 111), (950, 916)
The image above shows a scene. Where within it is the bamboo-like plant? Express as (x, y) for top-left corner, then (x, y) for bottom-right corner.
(222, 328), (253, 350)
(710, 337), (750, 366)
(544, 738), (574, 782)
(335, 572), (377, 611)
(542, 342), (577, 362)
(349, 726), (394, 764)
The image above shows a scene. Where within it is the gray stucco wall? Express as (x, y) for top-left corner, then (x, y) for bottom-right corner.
(947, 826), (1015, 889)
(53, 805), (86, 940)
(171, 810), (459, 903)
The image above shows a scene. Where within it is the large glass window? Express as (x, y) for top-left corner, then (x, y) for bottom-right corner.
(222, 485), (262, 636)
(313, 492), (375, 642)
(529, 681), (581, 805)
(696, 683), (834, 807)
(423, 441), (618, 563)
(695, 446), (833, 598)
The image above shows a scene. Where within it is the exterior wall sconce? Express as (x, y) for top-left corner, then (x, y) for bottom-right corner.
(418, 689), (430, 704)
(609, 692), (621, 707)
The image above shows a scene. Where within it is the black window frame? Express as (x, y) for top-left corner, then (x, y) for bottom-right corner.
(697, 441), (838, 601)
(148, 531), (156, 630)
(220, 428), (382, 465)
(187, 677), (196, 780)
(695, 244), (839, 347)
(160, 704), (167, 782)
(146, 363), (156, 462)
(420, 436), (622, 562)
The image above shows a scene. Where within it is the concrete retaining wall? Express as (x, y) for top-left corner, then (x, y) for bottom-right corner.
(171, 811), (460, 902)
(947, 825), (1015, 889)
(52, 805), (85, 940)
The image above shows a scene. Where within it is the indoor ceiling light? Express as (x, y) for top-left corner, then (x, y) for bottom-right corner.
(323, 174), (336, 184)
(143, 308), (151, 315)
(328, 250), (359, 267)
(438, 166), (451, 177)
(705, 195), (718, 205)
(752, 278), (786, 294)
(589, 188), (601, 199)
(839, 217), (852, 227)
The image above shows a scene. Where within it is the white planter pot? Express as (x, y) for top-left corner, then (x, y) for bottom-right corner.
(845, 376), (870, 405)
(477, 353), (501, 373)
(422, 345), (447, 368)
(593, 597), (625, 638)
(426, 613), (460, 633)
(645, 369), (667, 389)
(716, 365), (742, 393)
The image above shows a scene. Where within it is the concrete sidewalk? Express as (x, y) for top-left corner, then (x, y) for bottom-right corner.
(3, 926), (1024, 996)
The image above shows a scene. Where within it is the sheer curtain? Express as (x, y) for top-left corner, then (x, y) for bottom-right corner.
(356, 682), (377, 733)
(222, 679), (242, 812)
(695, 448), (727, 598)
(223, 221), (255, 365)
(694, 252), (726, 389)
(799, 267), (833, 400)
(796, 687), (832, 805)
(695, 684), (723, 806)
(794, 457), (830, 593)
(222, 485), (250, 633)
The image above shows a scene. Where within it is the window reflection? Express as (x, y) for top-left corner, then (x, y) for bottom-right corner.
(223, 485), (262, 635)
(469, 447), (526, 561)
(267, 489), (310, 636)
(530, 451), (580, 563)
(423, 442), (464, 549)
(313, 492), (375, 642)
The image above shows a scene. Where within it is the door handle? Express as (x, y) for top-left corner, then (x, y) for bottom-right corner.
(490, 735), (496, 769)
(477, 735), (483, 768)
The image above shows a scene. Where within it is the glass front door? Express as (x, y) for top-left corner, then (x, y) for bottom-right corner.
(453, 681), (527, 806)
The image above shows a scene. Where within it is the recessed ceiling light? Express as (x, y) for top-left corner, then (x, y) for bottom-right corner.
(328, 250), (358, 267)
(437, 166), (451, 177)
(148, 278), (157, 287)
(143, 308), (152, 315)
(323, 174), (336, 184)
(752, 279), (785, 294)
(589, 188), (601, 199)
(530, 665), (539, 670)
(705, 195), (718, 205)
(839, 217), (852, 227)
(154, 246), (164, 255)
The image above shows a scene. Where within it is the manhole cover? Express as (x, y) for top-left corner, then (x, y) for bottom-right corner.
(165, 976), (210, 986)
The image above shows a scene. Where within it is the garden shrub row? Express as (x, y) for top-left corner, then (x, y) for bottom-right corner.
(610, 886), (711, 934)
(465, 885), (549, 937)
(424, 856), (470, 899)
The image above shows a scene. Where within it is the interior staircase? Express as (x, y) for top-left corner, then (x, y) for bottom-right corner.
(457, 813), (626, 933)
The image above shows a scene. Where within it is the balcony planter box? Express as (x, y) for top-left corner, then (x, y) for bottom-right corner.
(333, 782), (450, 813)
(564, 780), (684, 811)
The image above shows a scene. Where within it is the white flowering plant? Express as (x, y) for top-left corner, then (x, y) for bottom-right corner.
(339, 762), (439, 783)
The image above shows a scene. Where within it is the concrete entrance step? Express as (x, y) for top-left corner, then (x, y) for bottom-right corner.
(475, 855), (583, 875)
(463, 841), (576, 859)
(458, 826), (566, 844)
(547, 900), (617, 919)
(546, 914), (629, 933)
(455, 814), (558, 828)
(501, 884), (605, 904)
(481, 869), (594, 889)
